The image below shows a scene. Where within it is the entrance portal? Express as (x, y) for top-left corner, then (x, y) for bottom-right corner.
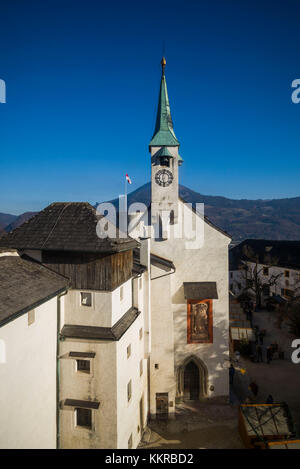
(183, 361), (200, 400)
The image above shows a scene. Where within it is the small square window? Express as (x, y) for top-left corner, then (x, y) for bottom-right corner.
(263, 267), (269, 276)
(285, 270), (290, 278)
(81, 292), (92, 307)
(76, 408), (92, 429)
(155, 363), (159, 369)
(120, 286), (124, 302)
(127, 380), (132, 402)
(128, 433), (133, 449)
(139, 328), (143, 340)
(140, 359), (143, 376)
(76, 360), (90, 373)
(28, 309), (35, 326)
(127, 344), (131, 359)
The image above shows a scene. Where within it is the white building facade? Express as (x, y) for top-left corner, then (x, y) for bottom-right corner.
(0, 58), (231, 448)
(229, 240), (300, 303)
(0, 250), (68, 449)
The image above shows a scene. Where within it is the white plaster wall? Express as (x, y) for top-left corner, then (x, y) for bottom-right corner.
(149, 199), (230, 413)
(59, 338), (118, 449)
(59, 278), (148, 449)
(116, 312), (148, 449)
(229, 270), (245, 295)
(0, 298), (57, 449)
(62, 279), (132, 328)
(150, 266), (176, 416)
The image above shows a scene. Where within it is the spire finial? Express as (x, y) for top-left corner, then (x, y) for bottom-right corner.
(161, 56), (166, 76)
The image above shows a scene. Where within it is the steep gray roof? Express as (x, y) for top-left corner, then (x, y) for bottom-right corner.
(0, 254), (69, 327)
(230, 239), (300, 271)
(0, 202), (139, 253)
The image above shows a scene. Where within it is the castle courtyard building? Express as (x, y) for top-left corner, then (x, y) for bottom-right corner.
(0, 58), (231, 448)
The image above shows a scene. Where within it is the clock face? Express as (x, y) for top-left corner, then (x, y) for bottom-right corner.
(155, 169), (173, 187)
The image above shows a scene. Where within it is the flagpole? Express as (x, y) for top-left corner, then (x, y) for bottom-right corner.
(125, 175), (127, 235)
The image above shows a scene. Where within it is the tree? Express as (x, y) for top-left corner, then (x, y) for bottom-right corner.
(237, 260), (283, 308)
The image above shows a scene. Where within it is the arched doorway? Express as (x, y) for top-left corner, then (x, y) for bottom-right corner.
(176, 355), (208, 402)
(184, 361), (199, 400)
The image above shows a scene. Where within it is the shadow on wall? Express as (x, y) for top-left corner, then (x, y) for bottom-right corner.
(173, 312), (230, 397)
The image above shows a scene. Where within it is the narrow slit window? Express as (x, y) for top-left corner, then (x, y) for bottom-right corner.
(140, 359), (143, 376)
(127, 380), (132, 402)
(81, 292), (92, 307)
(28, 309), (35, 326)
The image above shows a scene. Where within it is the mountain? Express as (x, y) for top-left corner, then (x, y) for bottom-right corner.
(104, 183), (300, 242)
(2, 185), (300, 241)
(0, 213), (17, 230)
(1, 212), (38, 233)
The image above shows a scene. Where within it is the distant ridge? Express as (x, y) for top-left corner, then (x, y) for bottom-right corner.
(103, 182), (300, 242)
(2, 184), (300, 242)
(2, 212), (37, 233)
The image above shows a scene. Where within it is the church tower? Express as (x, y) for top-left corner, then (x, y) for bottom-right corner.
(149, 57), (183, 236)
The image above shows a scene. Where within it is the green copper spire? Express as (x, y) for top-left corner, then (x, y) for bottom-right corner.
(149, 57), (179, 147)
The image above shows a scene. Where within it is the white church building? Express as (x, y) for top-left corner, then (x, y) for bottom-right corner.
(0, 58), (231, 449)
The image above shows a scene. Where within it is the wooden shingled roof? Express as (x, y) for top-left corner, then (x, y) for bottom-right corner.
(0, 254), (69, 326)
(0, 202), (139, 253)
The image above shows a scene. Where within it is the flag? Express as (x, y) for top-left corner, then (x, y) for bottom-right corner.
(126, 173), (132, 184)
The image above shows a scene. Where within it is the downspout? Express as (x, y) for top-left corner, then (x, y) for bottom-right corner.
(56, 290), (68, 450)
(151, 265), (176, 281)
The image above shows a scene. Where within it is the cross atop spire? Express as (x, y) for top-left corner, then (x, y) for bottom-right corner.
(149, 57), (179, 147)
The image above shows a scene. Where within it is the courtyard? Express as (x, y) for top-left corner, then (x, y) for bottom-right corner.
(139, 309), (300, 449)
(232, 309), (300, 433)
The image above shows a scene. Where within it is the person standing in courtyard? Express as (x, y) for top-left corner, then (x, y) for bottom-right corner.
(267, 345), (273, 364)
(249, 381), (259, 399)
(229, 364), (235, 385)
(259, 331), (264, 345)
(256, 344), (263, 362)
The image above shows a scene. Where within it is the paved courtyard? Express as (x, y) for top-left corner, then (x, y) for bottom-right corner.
(232, 310), (300, 432)
(139, 400), (244, 449)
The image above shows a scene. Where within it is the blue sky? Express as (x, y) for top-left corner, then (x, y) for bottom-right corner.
(1, 0), (300, 214)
